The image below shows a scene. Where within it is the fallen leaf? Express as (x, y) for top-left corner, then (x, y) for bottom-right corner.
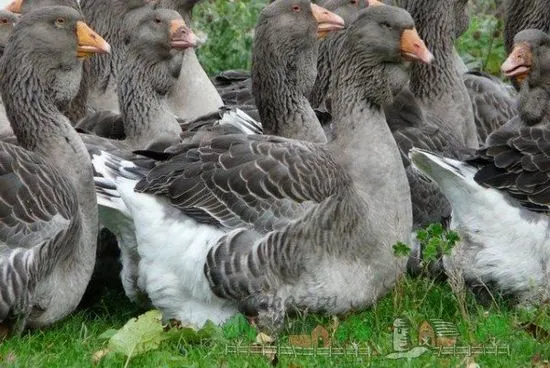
(288, 334), (312, 348)
(102, 311), (224, 358)
(311, 325), (330, 347)
(91, 348), (111, 365)
(165, 320), (224, 344)
(97, 329), (118, 340)
(255, 332), (275, 345)
(108, 310), (167, 357)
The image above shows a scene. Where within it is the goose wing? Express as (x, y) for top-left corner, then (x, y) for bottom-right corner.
(0, 142), (78, 249)
(134, 133), (351, 232)
(463, 71), (518, 145)
(0, 142), (80, 318)
(473, 122), (550, 211)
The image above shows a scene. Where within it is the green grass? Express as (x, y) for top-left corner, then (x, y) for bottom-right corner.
(2, 277), (549, 367)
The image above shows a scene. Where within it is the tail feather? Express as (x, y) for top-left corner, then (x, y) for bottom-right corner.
(219, 107), (263, 135)
(409, 148), (478, 183)
(91, 151), (152, 216)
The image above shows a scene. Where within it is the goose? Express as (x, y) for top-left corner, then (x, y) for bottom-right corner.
(153, 0), (224, 122)
(81, 7), (198, 304)
(504, 0), (550, 59)
(0, 6), (109, 334)
(89, 0), (342, 306)
(459, 0), (550, 145)
(0, 9), (17, 139)
(92, 2), (431, 332)
(372, 0), (471, 231)
(409, 29), (550, 303)
(213, 0), (363, 125)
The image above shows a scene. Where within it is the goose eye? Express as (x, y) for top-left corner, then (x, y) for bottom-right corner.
(350, 0), (358, 4)
(155, 17), (161, 23)
(55, 17), (65, 27)
(292, 5), (301, 12)
(381, 21), (392, 29)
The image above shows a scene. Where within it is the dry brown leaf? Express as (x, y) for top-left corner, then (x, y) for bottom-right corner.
(520, 322), (550, 341)
(312, 325), (330, 347)
(532, 354), (550, 368)
(91, 348), (111, 365)
(288, 334), (313, 347)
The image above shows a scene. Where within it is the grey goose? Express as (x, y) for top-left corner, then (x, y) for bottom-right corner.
(91, 2), (430, 333)
(91, 0), (343, 308)
(410, 29), (550, 303)
(0, 6), (109, 334)
(81, 7), (199, 304)
(159, 0), (225, 122)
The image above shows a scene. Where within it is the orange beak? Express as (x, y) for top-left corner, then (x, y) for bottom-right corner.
(311, 3), (345, 39)
(400, 28), (434, 64)
(76, 21), (111, 59)
(169, 19), (199, 49)
(4, 0), (22, 13)
(501, 42), (532, 83)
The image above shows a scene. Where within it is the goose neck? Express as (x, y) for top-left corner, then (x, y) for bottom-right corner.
(119, 56), (181, 149)
(252, 34), (326, 143)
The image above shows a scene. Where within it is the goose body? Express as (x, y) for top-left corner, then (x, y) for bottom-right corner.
(81, 7), (199, 303)
(409, 29), (550, 301)
(0, 6), (109, 333)
(91, 2), (429, 332)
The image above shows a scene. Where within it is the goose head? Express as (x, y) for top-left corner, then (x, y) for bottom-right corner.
(121, 8), (197, 85)
(334, 4), (432, 107)
(260, 0), (344, 41)
(253, 0), (344, 97)
(0, 6), (109, 110)
(502, 29), (550, 86)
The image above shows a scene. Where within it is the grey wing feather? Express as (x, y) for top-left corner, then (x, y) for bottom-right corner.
(463, 71), (518, 145)
(473, 122), (550, 211)
(135, 133), (350, 232)
(0, 142), (80, 320)
(0, 143), (77, 250)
